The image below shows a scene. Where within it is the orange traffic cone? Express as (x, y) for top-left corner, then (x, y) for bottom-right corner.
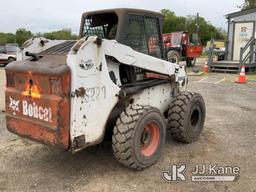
(236, 64), (246, 84)
(203, 59), (209, 73)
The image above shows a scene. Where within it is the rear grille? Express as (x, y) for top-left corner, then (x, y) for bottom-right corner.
(39, 41), (77, 55)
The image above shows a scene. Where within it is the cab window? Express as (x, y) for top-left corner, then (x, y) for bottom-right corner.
(82, 13), (118, 40)
(189, 34), (201, 46)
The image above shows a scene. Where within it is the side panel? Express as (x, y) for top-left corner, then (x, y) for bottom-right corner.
(131, 83), (173, 113)
(68, 37), (120, 151)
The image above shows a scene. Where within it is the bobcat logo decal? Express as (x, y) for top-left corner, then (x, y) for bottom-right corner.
(79, 59), (94, 70)
(9, 97), (20, 115)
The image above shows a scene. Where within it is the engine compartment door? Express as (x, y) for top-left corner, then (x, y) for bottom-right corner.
(5, 60), (71, 150)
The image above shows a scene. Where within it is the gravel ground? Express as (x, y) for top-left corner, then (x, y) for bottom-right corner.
(0, 63), (256, 192)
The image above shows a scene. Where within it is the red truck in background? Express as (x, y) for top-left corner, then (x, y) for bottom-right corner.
(163, 32), (203, 67)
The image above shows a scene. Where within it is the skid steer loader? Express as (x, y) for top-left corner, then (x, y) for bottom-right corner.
(5, 8), (205, 170)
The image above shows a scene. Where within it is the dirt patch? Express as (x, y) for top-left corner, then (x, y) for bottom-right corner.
(0, 68), (255, 192)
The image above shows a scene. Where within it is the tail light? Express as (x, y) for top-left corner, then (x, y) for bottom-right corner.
(22, 79), (41, 99)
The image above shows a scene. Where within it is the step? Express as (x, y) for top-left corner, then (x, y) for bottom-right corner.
(211, 61), (256, 67)
(210, 65), (239, 69)
(212, 60), (239, 64)
(210, 68), (238, 73)
(246, 63), (256, 68)
(210, 64), (239, 68)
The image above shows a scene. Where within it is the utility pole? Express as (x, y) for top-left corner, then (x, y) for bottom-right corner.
(184, 0), (187, 31)
(196, 12), (199, 34)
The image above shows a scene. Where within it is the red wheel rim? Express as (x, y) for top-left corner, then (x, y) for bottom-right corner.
(140, 122), (160, 157)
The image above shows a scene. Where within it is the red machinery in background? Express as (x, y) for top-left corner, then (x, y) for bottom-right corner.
(163, 32), (203, 67)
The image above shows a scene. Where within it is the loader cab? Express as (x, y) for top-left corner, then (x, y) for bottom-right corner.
(181, 32), (203, 58)
(80, 8), (165, 60)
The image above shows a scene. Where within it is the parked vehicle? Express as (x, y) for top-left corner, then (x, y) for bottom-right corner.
(163, 32), (203, 67)
(0, 44), (19, 65)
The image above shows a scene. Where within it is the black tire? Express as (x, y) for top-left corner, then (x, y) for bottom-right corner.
(112, 105), (166, 170)
(186, 58), (196, 67)
(167, 50), (180, 64)
(168, 92), (205, 143)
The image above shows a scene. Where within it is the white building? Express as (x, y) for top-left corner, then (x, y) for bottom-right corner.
(226, 8), (256, 61)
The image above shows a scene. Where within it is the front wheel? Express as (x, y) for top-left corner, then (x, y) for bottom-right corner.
(112, 105), (166, 170)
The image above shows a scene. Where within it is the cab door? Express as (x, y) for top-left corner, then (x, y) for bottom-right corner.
(186, 33), (203, 58)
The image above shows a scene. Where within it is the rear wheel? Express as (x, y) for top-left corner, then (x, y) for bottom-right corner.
(167, 50), (180, 64)
(186, 58), (196, 67)
(112, 105), (166, 170)
(168, 92), (205, 143)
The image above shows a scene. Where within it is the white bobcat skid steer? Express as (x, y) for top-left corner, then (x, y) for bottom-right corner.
(5, 8), (205, 170)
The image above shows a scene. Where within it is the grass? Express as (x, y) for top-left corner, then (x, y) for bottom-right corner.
(247, 73), (256, 81)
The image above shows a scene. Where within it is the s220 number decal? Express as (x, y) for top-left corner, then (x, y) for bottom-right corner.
(84, 86), (106, 103)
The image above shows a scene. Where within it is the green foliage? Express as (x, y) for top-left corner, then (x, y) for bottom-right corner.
(0, 29), (32, 45)
(0, 33), (16, 44)
(239, 0), (256, 10)
(40, 29), (79, 40)
(0, 28), (79, 46)
(161, 9), (226, 45)
(15, 28), (33, 46)
(161, 9), (187, 32)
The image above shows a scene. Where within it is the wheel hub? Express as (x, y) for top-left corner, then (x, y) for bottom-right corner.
(140, 122), (160, 157)
(191, 108), (200, 127)
(172, 56), (178, 63)
(141, 127), (151, 145)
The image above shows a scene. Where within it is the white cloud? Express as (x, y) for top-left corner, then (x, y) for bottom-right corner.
(0, 0), (243, 34)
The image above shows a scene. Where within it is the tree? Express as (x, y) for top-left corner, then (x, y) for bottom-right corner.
(239, 0), (256, 10)
(42, 29), (79, 40)
(0, 33), (16, 44)
(161, 9), (186, 33)
(15, 28), (33, 46)
(0, 28), (79, 46)
(6, 33), (16, 43)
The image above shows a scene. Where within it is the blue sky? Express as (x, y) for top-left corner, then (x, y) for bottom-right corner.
(0, 0), (244, 34)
